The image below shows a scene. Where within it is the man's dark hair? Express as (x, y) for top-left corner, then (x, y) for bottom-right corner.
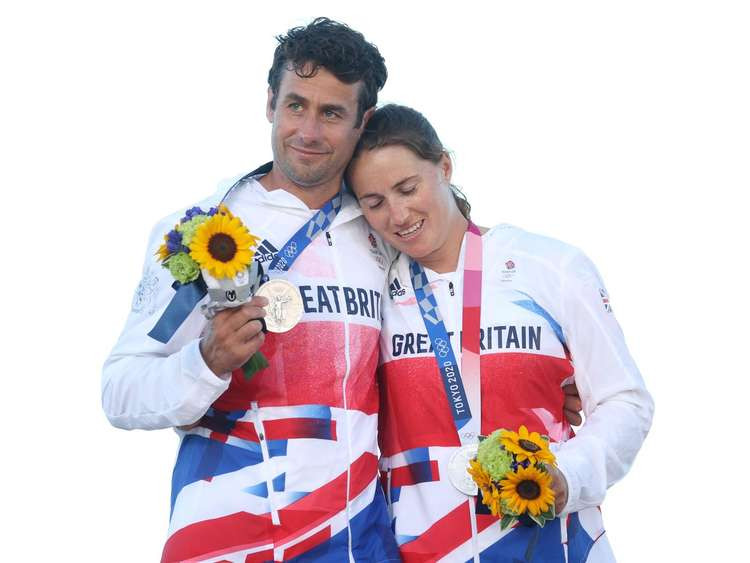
(268, 17), (387, 127)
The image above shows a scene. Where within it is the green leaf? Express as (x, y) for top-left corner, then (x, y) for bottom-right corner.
(540, 505), (555, 521)
(528, 512), (546, 527)
(500, 514), (517, 530)
(242, 352), (269, 380)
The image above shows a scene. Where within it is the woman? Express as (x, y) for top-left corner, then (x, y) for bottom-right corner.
(347, 105), (654, 562)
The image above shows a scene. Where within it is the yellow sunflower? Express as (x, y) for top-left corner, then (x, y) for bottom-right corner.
(499, 465), (555, 516)
(468, 459), (502, 516)
(156, 242), (170, 262)
(468, 458), (492, 489)
(500, 425), (555, 465)
(215, 203), (235, 218)
(189, 213), (260, 279)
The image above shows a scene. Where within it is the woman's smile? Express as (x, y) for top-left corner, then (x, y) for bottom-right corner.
(395, 219), (424, 239)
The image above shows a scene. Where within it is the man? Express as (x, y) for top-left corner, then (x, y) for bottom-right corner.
(103, 18), (397, 562)
(103, 17), (583, 562)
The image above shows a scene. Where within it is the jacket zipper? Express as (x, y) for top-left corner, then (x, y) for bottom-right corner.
(469, 498), (480, 561)
(250, 400), (280, 526)
(327, 225), (354, 559)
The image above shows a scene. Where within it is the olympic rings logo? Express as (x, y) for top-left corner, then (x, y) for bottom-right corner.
(435, 338), (450, 358)
(285, 242), (298, 258)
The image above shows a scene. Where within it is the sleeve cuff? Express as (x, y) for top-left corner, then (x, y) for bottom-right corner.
(176, 340), (232, 424)
(552, 446), (582, 516)
(183, 338), (232, 383)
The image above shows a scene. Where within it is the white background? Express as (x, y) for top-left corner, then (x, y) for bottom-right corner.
(2, 1), (748, 561)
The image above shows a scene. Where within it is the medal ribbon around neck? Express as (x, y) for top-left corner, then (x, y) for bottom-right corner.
(148, 170), (343, 343)
(267, 190), (343, 272)
(408, 222), (483, 444)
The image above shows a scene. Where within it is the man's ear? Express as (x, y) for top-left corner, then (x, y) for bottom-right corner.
(360, 106), (376, 129)
(266, 87), (275, 123)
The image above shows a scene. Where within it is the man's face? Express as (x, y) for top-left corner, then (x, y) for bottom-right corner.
(267, 66), (367, 190)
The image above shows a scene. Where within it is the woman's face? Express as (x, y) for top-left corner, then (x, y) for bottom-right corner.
(349, 145), (462, 263)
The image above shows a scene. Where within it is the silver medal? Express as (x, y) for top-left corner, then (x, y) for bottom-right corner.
(256, 279), (304, 333)
(447, 443), (479, 496)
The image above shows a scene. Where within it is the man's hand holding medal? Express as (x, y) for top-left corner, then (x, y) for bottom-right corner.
(199, 297), (268, 377)
(155, 204), (300, 380)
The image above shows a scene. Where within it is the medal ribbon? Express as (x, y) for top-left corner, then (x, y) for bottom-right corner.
(149, 162), (342, 342)
(268, 190), (343, 272)
(409, 222), (483, 443)
(148, 279), (208, 343)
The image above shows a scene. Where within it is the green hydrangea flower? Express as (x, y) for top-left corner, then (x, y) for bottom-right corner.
(165, 252), (201, 284)
(177, 215), (209, 246)
(477, 429), (513, 481)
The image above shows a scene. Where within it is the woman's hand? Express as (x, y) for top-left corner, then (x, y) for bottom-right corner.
(563, 383), (583, 426)
(548, 465), (569, 514)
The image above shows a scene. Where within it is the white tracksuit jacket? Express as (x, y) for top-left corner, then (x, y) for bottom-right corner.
(102, 166), (400, 563)
(377, 224), (654, 562)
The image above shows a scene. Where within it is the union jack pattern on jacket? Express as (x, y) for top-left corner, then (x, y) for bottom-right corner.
(103, 168), (400, 562)
(378, 224), (653, 562)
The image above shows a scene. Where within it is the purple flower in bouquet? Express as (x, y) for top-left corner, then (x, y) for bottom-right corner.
(166, 229), (184, 253)
(180, 206), (206, 223)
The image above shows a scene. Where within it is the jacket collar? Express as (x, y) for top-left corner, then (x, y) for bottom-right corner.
(215, 162), (363, 227)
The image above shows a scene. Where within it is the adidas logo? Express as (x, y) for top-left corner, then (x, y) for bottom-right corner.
(254, 240), (279, 264)
(389, 278), (406, 297)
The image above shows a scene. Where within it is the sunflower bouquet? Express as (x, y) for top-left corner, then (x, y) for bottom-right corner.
(156, 204), (268, 378)
(467, 425), (558, 530)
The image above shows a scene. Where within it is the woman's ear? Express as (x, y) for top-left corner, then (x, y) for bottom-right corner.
(440, 152), (453, 183)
